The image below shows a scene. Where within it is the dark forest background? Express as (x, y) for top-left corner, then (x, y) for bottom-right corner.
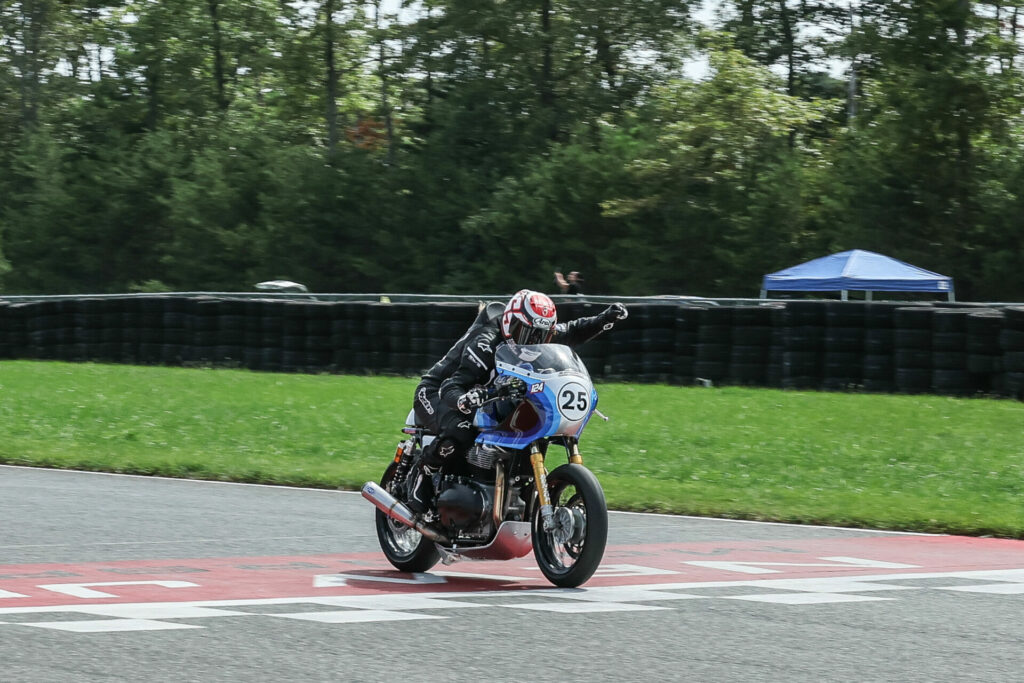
(2, 1), (1023, 300)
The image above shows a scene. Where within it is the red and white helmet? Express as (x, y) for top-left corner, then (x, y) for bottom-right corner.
(501, 289), (557, 345)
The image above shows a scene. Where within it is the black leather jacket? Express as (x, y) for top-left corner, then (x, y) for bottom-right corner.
(420, 302), (613, 413)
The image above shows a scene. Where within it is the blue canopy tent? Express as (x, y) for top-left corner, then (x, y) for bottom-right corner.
(760, 250), (955, 301)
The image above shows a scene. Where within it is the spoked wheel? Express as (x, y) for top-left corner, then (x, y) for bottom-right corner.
(374, 462), (440, 573)
(531, 463), (608, 587)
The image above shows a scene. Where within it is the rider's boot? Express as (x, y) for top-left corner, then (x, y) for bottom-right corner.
(407, 438), (451, 515)
(407, 464), (438, 515)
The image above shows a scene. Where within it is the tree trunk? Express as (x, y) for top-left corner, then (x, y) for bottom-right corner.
(374, 0), (394, 164)
(207, 0), (229, 111)
(324, 0), (339, 155)
(778, 0), (795, 97)
(12, 0), (50, 128)
(539, 0), (556, 140)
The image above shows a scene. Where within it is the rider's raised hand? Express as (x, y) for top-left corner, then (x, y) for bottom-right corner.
(601, 302), (628, 324)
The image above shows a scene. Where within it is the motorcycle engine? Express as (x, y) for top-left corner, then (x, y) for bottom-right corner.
(436, 478), (493, 532)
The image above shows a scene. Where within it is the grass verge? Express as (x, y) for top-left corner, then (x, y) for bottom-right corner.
(2, 360), (1023, 537)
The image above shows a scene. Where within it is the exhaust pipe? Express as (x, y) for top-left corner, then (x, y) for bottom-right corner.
(362, 481), (449, 543)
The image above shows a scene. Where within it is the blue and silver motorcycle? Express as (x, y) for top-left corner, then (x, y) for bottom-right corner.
(363, 343), (609, 588)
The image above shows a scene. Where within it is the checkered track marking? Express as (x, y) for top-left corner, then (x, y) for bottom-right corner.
(4, 573), (1024, 633)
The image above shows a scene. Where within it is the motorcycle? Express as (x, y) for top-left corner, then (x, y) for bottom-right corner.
(362, 342), (609, 588)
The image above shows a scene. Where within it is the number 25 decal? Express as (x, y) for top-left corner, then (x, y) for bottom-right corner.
(561, 389), (587, 411)
(556, 381), (591, 420)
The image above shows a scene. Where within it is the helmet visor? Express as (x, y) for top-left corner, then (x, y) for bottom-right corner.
(509, 319), (553, 345)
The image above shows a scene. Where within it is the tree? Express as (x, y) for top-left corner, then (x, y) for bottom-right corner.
(596, 33), (835, 295)
(818, 0), (1024, 299)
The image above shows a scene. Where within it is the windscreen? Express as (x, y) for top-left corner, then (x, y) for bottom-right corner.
(494, 343), (589, 380)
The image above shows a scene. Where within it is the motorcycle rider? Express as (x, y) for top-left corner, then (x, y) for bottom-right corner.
(408, 289), (628, 514)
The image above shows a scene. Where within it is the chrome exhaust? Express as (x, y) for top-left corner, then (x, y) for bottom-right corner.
(361, 481), (449, 543)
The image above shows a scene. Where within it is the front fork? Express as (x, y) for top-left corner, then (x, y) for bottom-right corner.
(530, 438), (583, 532)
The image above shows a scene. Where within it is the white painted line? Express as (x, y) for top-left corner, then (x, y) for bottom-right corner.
(21, 619), (204, 632)
(724, 593), (894, 605)
(547, 587), (704, 602)
(37, 580), (199, 599)
(935, 584), (1024, 594)
(500, 602), (668, 613)
(273, 610), (446, 623)
(432, 570), (538, 582)
(747, 579), (916, 594)
(314, 572), (447, 587)
(0, 597), (317, 616)
(74, 605), (255, 619)
(684, 557), (919, 575)
(309, 595), (485, 610)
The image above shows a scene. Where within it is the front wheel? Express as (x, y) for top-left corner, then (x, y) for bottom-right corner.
(531, 463), (608, 588)
(374, 462), (440, 573)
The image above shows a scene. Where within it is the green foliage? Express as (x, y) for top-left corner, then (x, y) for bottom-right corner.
(595, 33), (837, 295)
(1, 1), (1024, 299)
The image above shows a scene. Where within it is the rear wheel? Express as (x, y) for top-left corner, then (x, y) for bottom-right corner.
(531, 463), (608, 587)
(374, 462), (440, 573)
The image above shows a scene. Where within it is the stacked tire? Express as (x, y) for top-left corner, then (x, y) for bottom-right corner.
(25, 300), (59, 360)
(281, 300), (309, 372)
(930, 308), (972, 395)
(331, 302), (365, 374)
(966, 309), (1004, 395)
(0, 302), (11, 359)
(185, 298), (220, 365)
(304, 301), (336, 372)
(637, 303), (677, 383)
(386, 302), (422, 377)
(120, 297), (145, 365)
(893, 305), (934, 393)
(419, 303), (478, 374)
(0, 301), (29, 359)
(55, 299), (80, 361)
(137, 297), (169, 364)
(781, 301), (825, 389)
(607, 302), (643, 380)
(694, 306), (732, 385)
(160, 297), (189, 366)
(7, 303), (29, 358)
(822, 302), (865, 391)
(672, 307), (701, 385)
(861, 302), (903, 393)
(765, 306), (786, 388)
(1002, 306), (1024, 398)
(728, 305), (774, 386)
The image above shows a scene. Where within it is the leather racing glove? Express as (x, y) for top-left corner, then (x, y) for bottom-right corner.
(600, 302), (629, 326)
(457, 387), (487, 414)
(457, 377), (528, 414)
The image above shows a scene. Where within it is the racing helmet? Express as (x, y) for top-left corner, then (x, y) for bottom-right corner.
(501, 289), (557, 345)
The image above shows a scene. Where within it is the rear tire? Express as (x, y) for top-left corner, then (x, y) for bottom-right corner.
(531, 463), (608, 588)
(374, 462), (440, 573)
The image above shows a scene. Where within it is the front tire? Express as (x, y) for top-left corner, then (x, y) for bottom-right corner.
(531, 463), (608, 588)
(374, 462), (440, 573)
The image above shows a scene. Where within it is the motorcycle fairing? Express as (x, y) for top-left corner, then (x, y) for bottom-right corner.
(474, 343), (598, 449)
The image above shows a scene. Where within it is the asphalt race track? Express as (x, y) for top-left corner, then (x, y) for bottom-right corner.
(2, 465), (1023, 682)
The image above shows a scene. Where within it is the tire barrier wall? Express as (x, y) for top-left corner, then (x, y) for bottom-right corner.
(1, 296), (1023, 400)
